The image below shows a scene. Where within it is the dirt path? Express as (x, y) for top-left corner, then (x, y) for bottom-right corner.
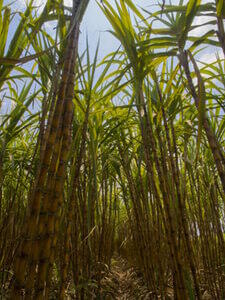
(100, 258), (214, 300)
(100, 256), (150, 299)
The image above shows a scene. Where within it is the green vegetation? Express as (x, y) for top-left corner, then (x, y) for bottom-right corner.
(0, 0), (225, 299)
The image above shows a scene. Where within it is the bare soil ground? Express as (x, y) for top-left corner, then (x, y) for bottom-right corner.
(100, 256), (152, 299)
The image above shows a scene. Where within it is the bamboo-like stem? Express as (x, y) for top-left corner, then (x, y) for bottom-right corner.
(179, 50), (225, 194)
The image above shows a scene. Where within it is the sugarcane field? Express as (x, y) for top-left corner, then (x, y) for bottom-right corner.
(0, 0), (225, 299)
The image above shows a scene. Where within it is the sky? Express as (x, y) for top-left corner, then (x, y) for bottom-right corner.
(3, 0), (225, 82)
(7, 0), (222, 62)
(1, 0), (224, 116)
(12, 0), (148, 57)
